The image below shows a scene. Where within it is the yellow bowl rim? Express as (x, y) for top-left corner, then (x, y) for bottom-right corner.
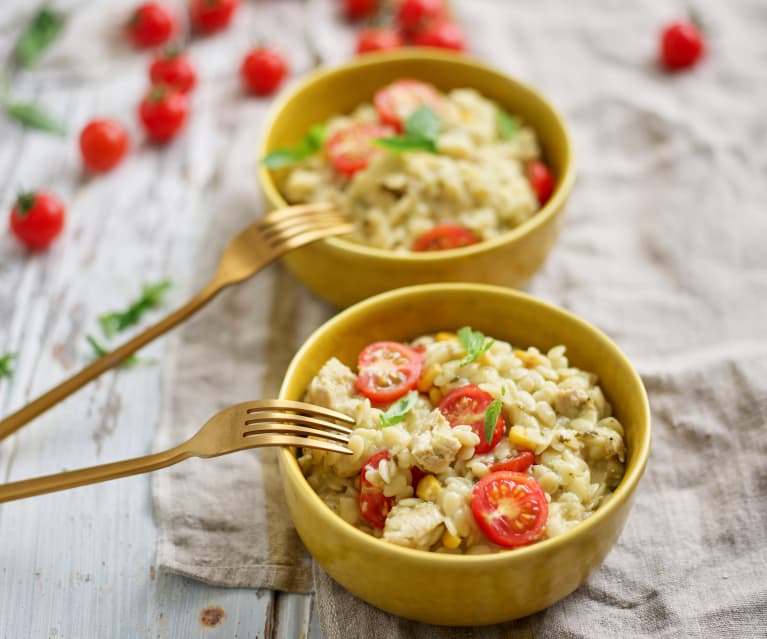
(278, 282), (652, 567)
(257, 48), (576, 263)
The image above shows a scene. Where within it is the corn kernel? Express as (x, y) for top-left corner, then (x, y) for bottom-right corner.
(515, 349), (542, 369)
(442, 529), (461, 550)
(478, 352), (493, 367)
(509, 426), (538, 450)
(435, 332), (457, 342)
(428, 387), (443, 405)
(416, 475), (441, 501)
(417, 363), (443, 392)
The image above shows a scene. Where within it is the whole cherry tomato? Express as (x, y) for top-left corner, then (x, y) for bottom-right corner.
(189, 0), (240, 34)
(412, 225), (479, 251)
(126, 2), (176, 49)
(9, 192), (65, 250)
(138, 85), (189, 143)
(526, 160), (554, 205)
(79, 119), (130, 173)
(240, 47), (289, 96)
(412, 21), (465, 51)
(356, 27), (403, 55)
(660, 20), (705, 71)
(342, 0), (378, 21)
(395, 0), (446, 35)
(150, 49), (197, 94)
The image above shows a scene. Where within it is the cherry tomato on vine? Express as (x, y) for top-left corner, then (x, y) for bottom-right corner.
(126, 2), (176, 49)
(395, 0), (446, 35)
(412, 225), (479, 251)
(526, 160), (554, 205)
(373, 79), (442, 132)
(489, 451), (536, 474)
(341, 0), (378, 21)
(359, 450), (395, 529)
(9, 192), (65, 250)
(150, 49), (197, 94)
(139, 85), (189, 143)
(189, 0), (240, 34)
(326, 123), (393, 176)
(438, 385), (505, 455)
(413, 21), (465, 51)
(356, 341), (422, 403)
(471, 471), (548, 548)
(79, 119), (130, 173)
(240, 47), (289, 96)
(660, 20), (705, 71)
(356, 27), (403, 55)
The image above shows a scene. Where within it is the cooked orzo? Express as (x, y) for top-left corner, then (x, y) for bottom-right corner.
(267, 79), (554, 252)
(299, 328), (626, 554)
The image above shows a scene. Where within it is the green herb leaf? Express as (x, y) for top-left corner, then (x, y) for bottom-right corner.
(99, 280), (172, 338)
(86, 335), (138, 367)
(5, 101), (66, 136)
(374, 106), (441, 155)
(483, 398), (503, 445)
(457, 326), (494, 366)
(261, 124), (326, 169)
(496, 108), (520, 141)
(16, 8), (66, 67)
(0, 353), (16, 379)
(380, 390), (419, 427)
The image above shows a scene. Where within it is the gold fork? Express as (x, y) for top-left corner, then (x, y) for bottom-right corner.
(0, 400), (354, 502)
(0, 203), (351, 442)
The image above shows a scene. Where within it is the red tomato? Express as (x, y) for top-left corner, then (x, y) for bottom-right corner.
(126, 2), (175, 48)
(150, 49), (197, 94)
(359, 450), (395, 529)
(189, 0), (240, 33)
(660, 20), (705, 71)
(489, 451), (536, 474)
(410, 465), (426, 489)
(356, 27), (403, 55)
(471, 471), (548, 548)
(438, 385), (504, 455)
(240, 47), (289, 96)
(412, 225), (479, 251)
(395, 0), (446, 35)
(373, 79), (442, 132)
(412, 21), (465, 51)
(356, 341), (422, 403)
(138, 85), (189, 143)
(79, 120), (129, 173)
(325, 123), (393, 175)
(526, 160), (554, 205)
(9, 192), (65, 250)
(342, 0), (378, 21)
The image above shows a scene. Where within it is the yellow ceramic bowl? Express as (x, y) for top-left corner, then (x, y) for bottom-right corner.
(278, 283), (651, 626)
(258, 50), (575, 308)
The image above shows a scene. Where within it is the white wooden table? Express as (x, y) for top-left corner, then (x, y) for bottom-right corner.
(0, 0), (369, 636)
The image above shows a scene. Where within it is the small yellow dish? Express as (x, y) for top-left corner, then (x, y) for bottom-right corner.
(278, 283), (651, 626)
(258, 50), (575, 308)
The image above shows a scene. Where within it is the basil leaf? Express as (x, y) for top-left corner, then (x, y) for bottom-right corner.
(99, 280), (172, 338)
(457, 326), (494, 366)
(380, 390), (419, 427)
(0, 353), (16, 379)
(496, 108), (520, 140)
(86, 336), (138, 367)
(261, 124), (326, 169)
(483, 398), (503, 445)
(373, 136), (437, 153)
(5, 101), (65, 136)
(17, 8), (65, 67)
(405, 106), (441, 141)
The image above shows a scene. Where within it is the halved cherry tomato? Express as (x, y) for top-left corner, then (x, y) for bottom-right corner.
(471, 471), (548, 548)
(490, 451), (535, 474)
(325, 123), (393, 176)
(373, 79), (442, 132)
(412, 225), (479, 251)
(409, 465), (426, 489)
(526, 160), (554, 205)
(438, 385), (504, 454)
(359, 450), (395, 529)
(356, 341), (422, 403)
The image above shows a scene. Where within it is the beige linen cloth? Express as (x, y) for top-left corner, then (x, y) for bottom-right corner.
(152, 0), (767, 636)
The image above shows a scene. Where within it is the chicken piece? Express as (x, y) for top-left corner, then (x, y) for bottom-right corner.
(554, 381), (593, 419)
(304, 357), (361, 416)
(410, 410), (462, 474)
(382, 501), (444, 550)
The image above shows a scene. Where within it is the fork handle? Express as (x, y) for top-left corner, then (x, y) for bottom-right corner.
(0, 280), (223, 443)
(0, 445), (192, 502)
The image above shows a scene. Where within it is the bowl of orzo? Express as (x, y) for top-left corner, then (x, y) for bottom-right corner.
(258, 50), (575, 308)
(278, 283), (650, 625)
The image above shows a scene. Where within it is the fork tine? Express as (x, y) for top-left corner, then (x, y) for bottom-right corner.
(260, 202), (336, 225)
(260, 213), (351, 239)
(244, 400), (355, 424)
(243, 423), (350, 443)
(270, 224), (355, 252)
(264, 220), (353, 246)
(244, 412), (352, 434)
(251, 434), (352, 455)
